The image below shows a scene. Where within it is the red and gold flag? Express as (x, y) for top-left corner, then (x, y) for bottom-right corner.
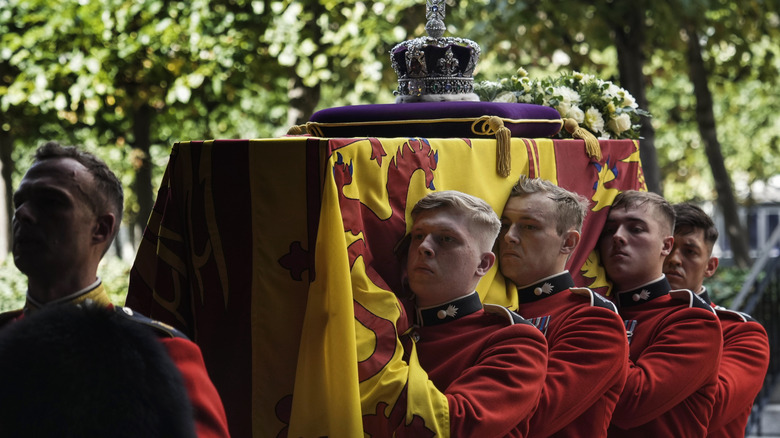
(127, 136), (644, 437)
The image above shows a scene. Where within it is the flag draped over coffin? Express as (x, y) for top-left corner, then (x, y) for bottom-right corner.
(126, 136), (645, 437)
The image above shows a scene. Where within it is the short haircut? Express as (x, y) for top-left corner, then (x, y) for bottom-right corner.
(610, 190), (676, 235)
(411, 190), (501, 251)
(673, 202), (719, 249)
(508, 175), (589, 234)
(33, 141), (124, 232)
(0, 304), (195, 438)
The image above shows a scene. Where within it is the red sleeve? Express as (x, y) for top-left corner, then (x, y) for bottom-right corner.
(611, 308), (722, 429)
(445, 323), (548, 437)
(707, 318), (770, 432)
(160, 337), (231, 438)
(528, 306), (629, 437)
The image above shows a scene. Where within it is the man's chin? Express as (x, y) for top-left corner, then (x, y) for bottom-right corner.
(12, 252), (42, 276)
(665, 275), (687, 291)
(499, 258), (524, 275)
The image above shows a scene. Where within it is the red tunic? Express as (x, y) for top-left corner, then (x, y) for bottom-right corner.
(159, 336), (232, 438)
(699, 290), (770, 438)
(412, 292), (548, 437)
(515, 272), (628, 438)
(0, 284), (230, 438)
(608, 278), (722, 438)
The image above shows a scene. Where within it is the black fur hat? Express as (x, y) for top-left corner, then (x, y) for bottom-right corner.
(0, 304), (196, 438)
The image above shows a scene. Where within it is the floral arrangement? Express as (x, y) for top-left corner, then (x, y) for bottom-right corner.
(474, 68), (650, 140)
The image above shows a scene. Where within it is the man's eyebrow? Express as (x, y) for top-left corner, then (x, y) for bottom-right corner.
(15, 185), (67, 198)
(608, 215), (647, 223)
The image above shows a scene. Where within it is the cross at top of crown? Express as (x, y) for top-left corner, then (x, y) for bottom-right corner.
(425, 0), (446, 38)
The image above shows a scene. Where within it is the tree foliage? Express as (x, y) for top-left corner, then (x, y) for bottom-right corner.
(0, 0), (777, 262)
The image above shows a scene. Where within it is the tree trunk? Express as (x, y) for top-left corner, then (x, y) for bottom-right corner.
(685, 24), (751, 268)
(612, 4), (662, 194)
(286, 73), (321, 128)
(132, 103), (155, 244)
(0, 128), (13, 256)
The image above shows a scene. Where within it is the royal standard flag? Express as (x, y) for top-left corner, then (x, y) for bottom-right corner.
(127, 136), (644, 437)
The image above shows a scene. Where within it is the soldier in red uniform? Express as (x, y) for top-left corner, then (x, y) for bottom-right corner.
(663, 202), (770, 438)
(0, 142), (230, 438)
(404, 190), (548, 437)
(599, 190), (722, 437)
(497, 176), (628, 437)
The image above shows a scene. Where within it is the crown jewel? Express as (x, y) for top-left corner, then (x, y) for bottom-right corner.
(391, 0), (481, 103)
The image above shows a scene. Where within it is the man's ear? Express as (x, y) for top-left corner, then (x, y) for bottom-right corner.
(661, 235), (674, 257)
(561, 229), (580, 255)
(476, 251), (496, 276)
(704, 256), (719, 278)
(93, 213), (116, 245)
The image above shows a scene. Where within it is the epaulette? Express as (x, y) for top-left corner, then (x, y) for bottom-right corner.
(669, 289), (717, 314)
(483, 303), (532, 326)
(713, 305), (758, 323)
(569, 287), (619, 313)
(114, 306), (190, 340)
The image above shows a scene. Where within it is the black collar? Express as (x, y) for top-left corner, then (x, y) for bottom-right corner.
(516, 272), (574, 304)
(697, 288), (712, 305)
(617, 277), (671, 308)
(416, 292), (482, 327)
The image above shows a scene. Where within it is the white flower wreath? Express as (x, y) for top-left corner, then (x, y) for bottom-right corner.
(475, 68), (651, 140)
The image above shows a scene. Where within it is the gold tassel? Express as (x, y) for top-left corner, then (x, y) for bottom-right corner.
(306, 122), (324, 137)
(487, 117), (512, 177)
(286, 123), (325, 137)
(563, 118), (602, 161)
(471, 116), (513, 177)
(286, 124), (307, 136)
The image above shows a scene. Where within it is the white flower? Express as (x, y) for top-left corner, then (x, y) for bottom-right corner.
(519, 76), (532, 90)
(584, 106), (605, 133)
(620, 91), (637, 108)
(516, 67), (529, 78)
(494, 91), (518, 103)
(553, 86), (580, 106)
(607, 113), (632, 135)
(564, 105), (585, 124)
(517, 94), (535, 103)
(556, 102), (572, 118)
(604, 83), (622, 100)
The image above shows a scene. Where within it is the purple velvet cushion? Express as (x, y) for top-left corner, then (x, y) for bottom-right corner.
(306, 102), (563, 139)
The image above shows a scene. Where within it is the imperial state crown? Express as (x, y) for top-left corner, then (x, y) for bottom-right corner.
(390, 0), (480, 103)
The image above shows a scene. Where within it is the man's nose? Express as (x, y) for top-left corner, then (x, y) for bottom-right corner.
(418, 235), (435, 256)
(612, 226), (628, 244)
(503, 224), (520, 244)
(12, 203), (35, 225)
(666, 247), (682, 267)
